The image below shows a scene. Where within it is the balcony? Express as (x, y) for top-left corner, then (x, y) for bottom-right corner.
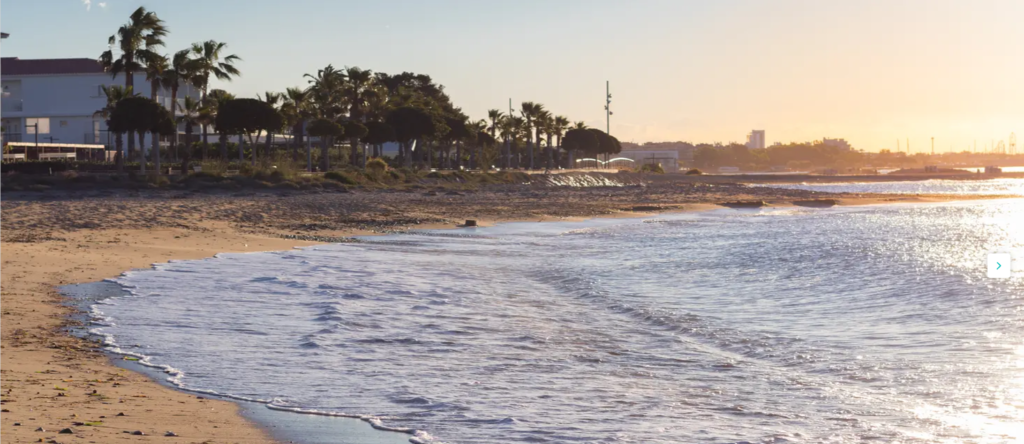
(2, 132), (22, 145)
(1, 99), (23, 112)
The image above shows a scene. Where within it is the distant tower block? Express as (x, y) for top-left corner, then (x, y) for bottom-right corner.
(746, 130), (765, 149)
(1010, 133), (1017, 155)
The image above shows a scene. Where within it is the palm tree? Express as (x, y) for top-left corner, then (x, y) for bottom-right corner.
(94, 85), (136, 172)
(190, 40), (241, 152)
(281, 87), (311, 162)
(497, 115), (515, 168)
(487, 109), (503, 141)
(345, 67), (373, 167)
(258, 91), (282, 161)
(572, 121), (587, 130)
(304, 64), (346, 120)
(161, 49), (195, 159)
(553, 115), (570, 167)
(143, 53), (169, 173)
(99, 6), (168, 91)
(520, 102), (544, 169)
(537, 112), (556, 171)
(99, 6), (167, 164)
(203, 89), (235, 160)
(469, 119), (487, 169)
(304, 64), (346, 169)
(177, 96), (202, 173)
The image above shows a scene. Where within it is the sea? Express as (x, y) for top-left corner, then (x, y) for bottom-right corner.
(79, 180), (1024, 444)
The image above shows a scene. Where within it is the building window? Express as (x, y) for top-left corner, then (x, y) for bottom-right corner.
(25, 118), (50, 134)
(59, 120), (69, 127)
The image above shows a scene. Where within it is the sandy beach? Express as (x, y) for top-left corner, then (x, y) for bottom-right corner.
(0, 176), (1007, 443)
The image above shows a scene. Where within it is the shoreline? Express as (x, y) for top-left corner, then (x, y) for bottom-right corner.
(1, 184), (1016, 443)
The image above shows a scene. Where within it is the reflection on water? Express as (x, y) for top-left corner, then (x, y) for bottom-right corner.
(93, 200), (1023, 443)
(757, 178), (1024, 196)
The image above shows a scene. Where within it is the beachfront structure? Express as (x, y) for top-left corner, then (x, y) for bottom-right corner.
(746, 130), (766, 149)
(822, 137), (853, 151)
(0, 56), (199, 149)
(617, 150), (680, 172)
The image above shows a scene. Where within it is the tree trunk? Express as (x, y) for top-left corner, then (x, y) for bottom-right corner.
(182, 123), (193, 174)
(265, 132), (273, 163)
(115, 133), (124, 173)
(527, 137), (534, 170)
(404, 140), (413, 168)
(320, 137), (330, 172)
(201, 124), (209, 160)
(252, 130), (262, 167)
(293, 122), (303, 162)
(153, 131), (161, 174)
(546, 134), (554, 171)
(127, 129), (135, 163)
(170, 86), (179, 161)
(219, 133), (228, 161)
(200, 87), (209, 160)
(456, 141), (462, 170)
(139, 132), (146, 173)
(350, 137), (359, 167)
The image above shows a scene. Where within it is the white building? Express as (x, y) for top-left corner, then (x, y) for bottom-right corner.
(821, 137), (852, 151)
(746, 130), (765, 149)
(1, 56), (199, 148)
(618, 150), (680, 172)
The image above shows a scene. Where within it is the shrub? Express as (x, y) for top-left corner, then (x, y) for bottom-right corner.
(639, 164), (665, 174)
(324, 171), (358, 185)
(684, 168), (704, 175)
(190, 171), (224, 181)
(145, 175), (170, 187)
(273, 181), (300, 190)
(366, 157), (388, 174)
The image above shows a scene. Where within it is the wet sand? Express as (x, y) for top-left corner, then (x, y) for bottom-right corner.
(0, 178), (1006, 443)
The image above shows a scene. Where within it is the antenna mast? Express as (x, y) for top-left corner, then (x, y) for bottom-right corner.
(604, 81), (612, 135)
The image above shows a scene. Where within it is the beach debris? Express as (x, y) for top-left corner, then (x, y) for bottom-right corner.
(35, 427), (44, 432)
(629, 205), (663, 212)
(793, 198), (838, 208)
(463, 219), (477, 227)
(131, 430), (145, 435)
(164, 431), (178, 436)
(13, 422), (21, 426)
(58, 427), (74, 434)
(72, 422), (84, 426)
(720, 200), (767, 209)
(116, 412), (126, 416)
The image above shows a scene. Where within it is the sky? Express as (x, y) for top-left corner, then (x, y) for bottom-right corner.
(2, 0), (1023, 152)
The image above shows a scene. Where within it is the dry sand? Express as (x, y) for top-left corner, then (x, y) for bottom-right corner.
(0, 180), (1009, 443)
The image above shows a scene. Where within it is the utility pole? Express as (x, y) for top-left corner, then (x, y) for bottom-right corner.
(506, 98), (513, 169)
(604, 81), (612, 135)
(305, 120), (311, 172)
(931, 137), (934, 156)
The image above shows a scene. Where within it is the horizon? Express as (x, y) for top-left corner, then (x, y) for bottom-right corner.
(1, 0), (1022, 152)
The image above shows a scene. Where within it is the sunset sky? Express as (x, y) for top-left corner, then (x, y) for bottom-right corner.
(2, 0), (1022, 152)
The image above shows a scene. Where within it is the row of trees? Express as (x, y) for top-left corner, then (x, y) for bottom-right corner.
(691, 142), (866, 170)
(95, 7), (622, 174)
